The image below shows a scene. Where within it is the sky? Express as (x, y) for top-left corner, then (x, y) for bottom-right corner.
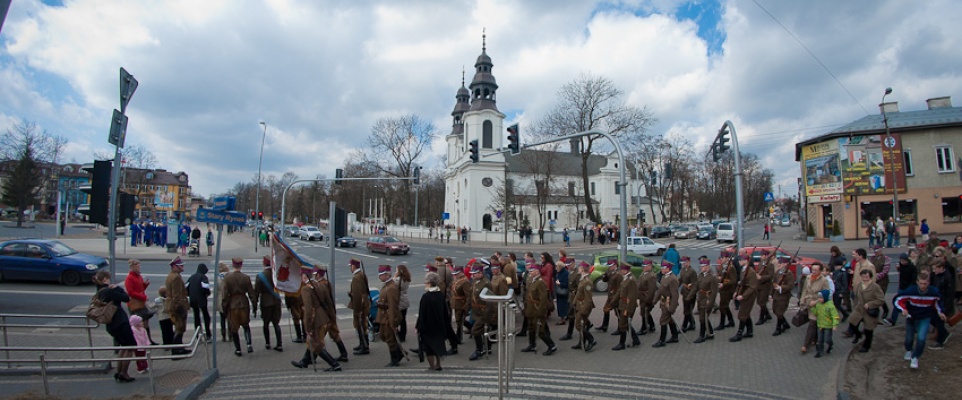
(2, 0), (960, 199)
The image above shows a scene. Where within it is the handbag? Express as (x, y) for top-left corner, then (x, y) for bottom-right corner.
(791, 309), (809, 327)
(86, 289), (118, 324)
(867, 307), (880, 318)
(555, 286), (569, 297)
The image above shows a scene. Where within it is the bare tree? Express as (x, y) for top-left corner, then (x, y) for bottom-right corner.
(0, 120), (67, 226)
(538, 73), (656, 223)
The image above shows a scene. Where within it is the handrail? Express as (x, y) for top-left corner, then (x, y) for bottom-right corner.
(1, 313), (100, 368)
(480, 288), (517, 400)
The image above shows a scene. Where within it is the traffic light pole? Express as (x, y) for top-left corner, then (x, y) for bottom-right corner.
(106, 69), (138, 277)
(709, 120), (745, 251)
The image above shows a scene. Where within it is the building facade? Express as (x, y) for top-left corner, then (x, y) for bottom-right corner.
(796, 96), (962, 239)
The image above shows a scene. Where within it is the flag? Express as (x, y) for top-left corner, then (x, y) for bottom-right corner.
(270, 232), (311, 293)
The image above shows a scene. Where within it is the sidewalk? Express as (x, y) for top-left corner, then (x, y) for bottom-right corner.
(54, 227), (266, 263)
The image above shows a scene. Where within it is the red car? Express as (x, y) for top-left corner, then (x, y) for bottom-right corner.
(737, 246), (819, 276)
(366, 236), (410, 255)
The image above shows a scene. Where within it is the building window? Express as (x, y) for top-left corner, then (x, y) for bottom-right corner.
(943, 196), (962, 223)
(903, 150), (913, 176)
(590, 182), (595, 196)
(936, 146), (955, 173)
(615, 183), (620, 195)
(482, 120), (493, 148)
(860, 200), (917, 225)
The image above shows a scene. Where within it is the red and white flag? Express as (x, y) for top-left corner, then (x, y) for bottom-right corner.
(270, 232), (311, 293)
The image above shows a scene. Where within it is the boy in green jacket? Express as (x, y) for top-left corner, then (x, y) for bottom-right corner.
(812, 289), (840, 358)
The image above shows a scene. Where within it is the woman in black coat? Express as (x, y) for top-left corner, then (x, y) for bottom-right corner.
(94, 270), (136, 382)
(416, 272), (447, 371)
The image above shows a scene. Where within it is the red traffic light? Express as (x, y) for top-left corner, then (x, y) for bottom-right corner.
(258, 212), (264, 220)
(251, 211), (256, 219)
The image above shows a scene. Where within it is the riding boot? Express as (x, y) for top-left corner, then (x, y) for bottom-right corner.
(647, 315), (656, 333)
(612, 332), (627, 350)
(386, 348), (402, 367)
(638, 314), (648, 335)
(781, 318), (790, 333)
(521, 335), (537, 352)
(244, 327), (254, 352)
(861, 329), (874, 351)
(597, 312), (609, 332)
(726, 310), (736, 327)
(517, 317), (528, 337)
(667, 321), (679, 343)
(630, 326), (641, 346)
(729, 320), (745, 342)
(469, 335), (484, 361)
(293, 323), (304, 343)
(707, 319), (714, 339)
(318, 349), (342, 371)
(652, 325), (668, 348)
(852, 328), (862, 344)
(353, 329), (363, 351)
(335, 340), (349, 362)
(715, 314), (727, 331)
(272, 324), (283, 351)
(263, 324), (272, 349)
(744, 318), (754, 338)
(773, 319), (784, 336)
(585, 331), (596, 348)
(291, 349), (313, 368)
(232, 332), (242, 355)
(565, 318), (576, 337)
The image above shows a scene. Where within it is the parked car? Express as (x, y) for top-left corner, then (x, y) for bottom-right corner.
(737, 246), (819, 276)
(298, 226), (324, 241)
(618, 236), (667, 256)
(587, 250), (661, 292)
(649, 226), (672, 238)
(335, 236), (357, 248)
(673, 224), (698, 239)
(366, 236), (410, 255)
(779, 216), (792, 227)
(696, 226), (717, 240)
(0, 239), (108, 285)
(716, 222), (737, 243)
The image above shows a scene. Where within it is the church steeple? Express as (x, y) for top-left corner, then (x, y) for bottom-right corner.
(469, 30), (499, 112)
(451, 67), (470, 136)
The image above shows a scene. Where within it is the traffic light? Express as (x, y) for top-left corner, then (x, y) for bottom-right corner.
(258, 211), (264, 220)
(78, 160), (111, 226)
(469, 139), (479, 163)
(717, 127), (731, 153)
(251, 211), (256, 220)
(650, 170), (657, 187)
(664, 162), (672, 181)
(335, 168), (344, 185)
(117, 193), (137, 226)
(506, 124), (520, 155)
(412, 167), (421, 185)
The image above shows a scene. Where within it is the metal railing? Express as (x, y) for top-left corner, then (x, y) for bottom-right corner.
(480, 288), (517, 400)
(0, 318), (208, 396)
(1, 313), (100, 368)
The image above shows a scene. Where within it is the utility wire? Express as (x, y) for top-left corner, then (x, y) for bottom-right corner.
(751, 0), (870, 115)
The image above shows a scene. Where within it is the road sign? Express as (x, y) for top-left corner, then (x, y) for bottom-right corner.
(196, 208), (247, 226)
(496, 210), (503, 218)
(108, 109), (128, 147)
(884, 136), (896, 149)
(442, 212), (450, 220)
(211, 196), (236, 211)
(763, 192), (775, 202)
(119, 68), (138, 113)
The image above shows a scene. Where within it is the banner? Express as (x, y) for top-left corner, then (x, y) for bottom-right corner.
(801, 140), (842, 196)
(837, 134), (907, 195)
(270, 232), (312, 293)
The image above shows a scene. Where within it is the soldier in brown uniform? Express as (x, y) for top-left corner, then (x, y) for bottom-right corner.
(450, 267), (470, 341)
(612, 263), (640, 350)
(598, 260), (622, 333)
(730, 256), (759, 342)
(375, 265), (404, 367)
(559, 258), (581, 341)
(253, 257), (283, 352)
(490, 263), (510, 296)
(755, 250), (775, 325)
(678, 256), (698, 332)
(284, 287), (305, 344)
(570, 262), (597, 351)
(771, 256), (796, 336)
(520, 266), (558, 355)
(468, 263), (493, 361)
(291, 269), (341, 371)
(347, 259), (372, 355)
(715, 251), (738, 330)
(223, 257), (255, 355)
(316, 267), (349, 362)
(693, 259), (718, 343)
(636, 259), (658, 334)
(165, 257), (190, 355)
(653, 261), (680, 347)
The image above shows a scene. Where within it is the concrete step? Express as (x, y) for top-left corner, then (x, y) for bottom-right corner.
(202, 366), (791, 399)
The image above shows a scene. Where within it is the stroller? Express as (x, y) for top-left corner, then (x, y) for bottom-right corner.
(187, 239), (201, 257)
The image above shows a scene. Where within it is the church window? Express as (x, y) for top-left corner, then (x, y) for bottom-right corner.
(590, 182), (595, 196)
(482, 121), (493, 148)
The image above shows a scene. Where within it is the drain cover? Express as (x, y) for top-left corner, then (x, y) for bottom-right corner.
(156, 370), (201, 388)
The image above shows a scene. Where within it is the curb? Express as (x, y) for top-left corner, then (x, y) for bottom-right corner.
(0, 362), (111, 376)
(176, 367), (219, 400)
(836, 344), (853, 400)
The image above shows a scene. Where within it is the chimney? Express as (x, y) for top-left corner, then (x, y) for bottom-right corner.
(926, 96), (952, 110)
(569, 138), (581, 154)
(879, 102), (899, 114)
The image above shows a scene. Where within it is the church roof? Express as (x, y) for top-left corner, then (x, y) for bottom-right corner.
(505, 149), (611, 176)
(512, 194), (599, 205)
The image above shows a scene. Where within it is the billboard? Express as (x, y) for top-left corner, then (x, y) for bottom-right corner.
(802, 140), (842, 196)
(837, 134), (906, 195)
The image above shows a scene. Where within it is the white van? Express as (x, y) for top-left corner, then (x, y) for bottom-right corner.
(716, 223), (737, 243)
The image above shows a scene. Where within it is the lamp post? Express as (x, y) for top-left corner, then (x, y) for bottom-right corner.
(881, 87), (898, 221)
(255, 121), (267, 252)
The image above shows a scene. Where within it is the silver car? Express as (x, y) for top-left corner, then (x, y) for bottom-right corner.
(298, 226), (323, 241)
(673, 224), (698, 239)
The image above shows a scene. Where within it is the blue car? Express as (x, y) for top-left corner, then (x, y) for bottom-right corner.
(0, 239), (108, 285)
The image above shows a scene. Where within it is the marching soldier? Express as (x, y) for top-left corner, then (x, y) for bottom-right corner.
(490, 263), (510, 296)
(223, 257), (255, 356)
(571, 262), (597, 351)
(284, 287), (306, 344)
(612, 263), (640, 350)
(559, 259), (582, 341)
(771, 256), (796, 336)
(469, 263), (493, 361)
(313, 267), (349, 362)
(253, 257), (283, 352)
(450, 266), (470, 341)
(679, 256), (698, 332)
(291, 269), (341, 371)
(715, 251), (738, 330)
(347, 259), (372, 355)
(375, 265), (404, 367)
(165, 256), (190, 355)
(598, 260), (622, 333)
(756, 250), (775, 325)
(652, 261), (680, 347)
(636, 259), (658, 335)
(730, 256), (759, 342)
(693, 259), (718, 343)
(520, 266), (558, 355)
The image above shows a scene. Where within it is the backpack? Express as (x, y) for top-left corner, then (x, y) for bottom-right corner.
(86, 289), (118, 325)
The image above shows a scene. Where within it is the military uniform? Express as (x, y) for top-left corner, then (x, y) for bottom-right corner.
(693, 262), (718, 343)
(730, 260), (759, 342)
(771, 259), (796, 336)
(653, 266), (680, 347)
(253, 266), (283, 351)
(599, 264), (623, 332)
(347, 260), (372, 355)
(469, 266), (493, 361)
(571, 264), (596, 351)
(318, 276), (349, 361)
(716, 255), (738, 330)
(636, 265), (658, 334)
(613, 266), (640, 350)
(678, 260), (698, 332)
(222, 259), (255, 355)
(520, 272), (557, 355)
(291, 271), (341, 371)
(755, 258), (775, 324)
(284, 289), (305, 343)
(560, 267), (582, 340)
(375, 266), (403, 367)
(165, 261), (189, 345)
(451, 271), (470, 340)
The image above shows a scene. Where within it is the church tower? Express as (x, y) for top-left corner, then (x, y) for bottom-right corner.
(443, 32), (507, 231)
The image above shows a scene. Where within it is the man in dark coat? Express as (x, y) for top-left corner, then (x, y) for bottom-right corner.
(185, 263), (212, 341)
(253, 256), (283, 352)
(416, 272), (448, 371)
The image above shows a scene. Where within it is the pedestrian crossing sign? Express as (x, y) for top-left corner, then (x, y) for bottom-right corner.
(763, 192), (774, 202)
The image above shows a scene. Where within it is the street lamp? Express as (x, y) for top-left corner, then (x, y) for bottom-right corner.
(881, 87), (898, 221)
(255, 121), (267, 252)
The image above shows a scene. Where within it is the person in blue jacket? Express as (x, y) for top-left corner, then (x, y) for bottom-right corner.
(662, 244), (681, 275)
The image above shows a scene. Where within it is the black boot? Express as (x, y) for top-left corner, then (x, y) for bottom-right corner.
(726, 311), (736, 328)
(317, 349), (342, 372)
(694, 322), (707, 344)
(521, 335), (537, 352)
(630, 327), (641, 346)
(779, 318), (790, 333)
(293, 323), (305, 343)
(706, 319), (715, 340)
(597, 313), (609, 332)
(729, 321), (745, 342)
(335, 340), (349, 362)
(291, 349), (313, 368)
(647, 316), (656, 333)
(469, 335), (484, 361)
(755, 309), (768, 325)
(542, 334), (557, 356)
(667, 322), (679, 343)
(353, 334), (370, 355)
(584, 331), (597, 352)
(353, 329), (363, 351)
(385, 348), (402, 367)
(744, 318), (754, 338)
(638, 314), (648, 335)
(715, 314), (727, 331)
(232, 332), (243, 356)
(652, 325), (668, 348)
(263, 324), (272, 350)
(273, 324), (283, 351)
(244, 328), (254, 353)
(859, 330), (874, 352)
(517, 317), (528, 337)
(852, 328), (862, 344)
(773, 320), (784, 336)
(612, 332), (627, 351)
(560, 318), (575, 340)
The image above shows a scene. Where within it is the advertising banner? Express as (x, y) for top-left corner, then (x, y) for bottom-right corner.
(802, 140), (842, 196)
(837, 134), (906, 195)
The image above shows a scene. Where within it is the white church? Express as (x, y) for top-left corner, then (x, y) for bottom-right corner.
(442, 38), (657, 232)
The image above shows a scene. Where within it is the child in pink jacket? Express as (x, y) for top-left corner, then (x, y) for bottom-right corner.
(129, 314), (150, 373)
